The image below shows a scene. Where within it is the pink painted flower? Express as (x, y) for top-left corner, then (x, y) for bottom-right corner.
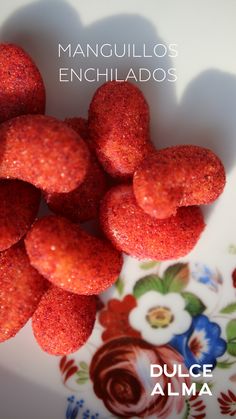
(90, 336), (190, 418)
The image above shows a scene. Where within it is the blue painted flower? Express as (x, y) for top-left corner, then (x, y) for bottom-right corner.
(66, 397), (84, 419)
(192, 263), (222, 292)
(170, 315), (226, 371)
(66, 396), (99, 419)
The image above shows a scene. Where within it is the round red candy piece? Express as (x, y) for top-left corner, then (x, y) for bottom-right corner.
(100, 184), (205, 260)
(0, 179), (40, 251)
(0, 115), (89, 193)
(0, 242), (48, 342)
(133, 145), (226, 219)
(25, 215), (123, 295)
(0, 43), (45, 123)
(32, 286), (97, 355)
(65, 117), (90, 146)
(88, 81), (152, 178)
(46, 117), (107, 222)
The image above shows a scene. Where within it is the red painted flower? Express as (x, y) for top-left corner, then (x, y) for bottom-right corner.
(90, 336), (190, 418)
(99, 295), (141, 341)
(232, 268), (236, 288)
(187, 394), (206, 419)
(218, 390), (236, 416)
(59, 355), (78, 384)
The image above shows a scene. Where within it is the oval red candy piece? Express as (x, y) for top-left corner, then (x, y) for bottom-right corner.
(88, 81), (152, 178)
(0, 242), (48, 342)
(46, 117), (108, 222)
(65, 117), (92, 149)
(0, 115), (90, 193)
(100, 184), (205, 260)
(32, 286), (97, 355)
(0, 179), (41, 251)
(0, 43), (45, 123)
(133, 145), (226, 219)
(25, 215), (123, 295)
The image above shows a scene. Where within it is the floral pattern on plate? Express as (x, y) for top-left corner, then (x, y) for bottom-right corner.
(60, 260), (236, 418)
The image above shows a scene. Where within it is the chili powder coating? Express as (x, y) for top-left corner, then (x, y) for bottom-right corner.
(46, 117), (108, 222)
(65, 117), (91, 148)
(0, 179), (41, 251)
(100, 185), (205, 260)
(133, 145), (226, 219)
(0, 43), (45, 123)
(32, 286), (97, 355)
(0, 242), (48, 342)
(25, 215), (123, 295)
(88, 81), (152, 178)
(0, 114), (90, 193)
(65, 117), (98, 154)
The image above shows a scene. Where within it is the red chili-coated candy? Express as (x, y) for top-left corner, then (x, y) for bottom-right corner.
(25, 215), (123, 295)
(46, 117), (107, 222)
(0, 242), (48, 342)
(88, 81), (152, 178)
(0, 179), (40, 251)
(32, 286), (96, 355)
(65, 117), (90, 145)
(65, 117), (97, 153)
(133, 145), (226, 219)
(100, 185), (205, 260)
(0, 115), (90, 193)
(0, 43), (45, 123)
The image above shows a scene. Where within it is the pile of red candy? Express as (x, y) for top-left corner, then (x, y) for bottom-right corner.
(0, 44), (226, 355)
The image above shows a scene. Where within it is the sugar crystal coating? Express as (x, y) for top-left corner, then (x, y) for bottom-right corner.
(100, 184), (205, 260)
(0, 179), (41, 251)
(32, 286), (96, 355)
(25, 215), (123, 295)
(133, 145), (226, 219)
(0, 43), (45, 123)
(0, 242), (48, 342)
(88, 81), (152, 178)
(46, 117), (108, 222)
(0, 114), (90, 193)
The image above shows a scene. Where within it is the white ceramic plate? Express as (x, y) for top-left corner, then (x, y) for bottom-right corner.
(1, 1), (236, 418)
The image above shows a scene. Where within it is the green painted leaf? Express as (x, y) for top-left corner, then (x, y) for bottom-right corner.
(226, 319), (236, 342)
(115, 276), (125, 296)
(181, 292), (206, 316)
(193, 381), (214, 391)
(163, 263), (189, 293)
(228, 244), (236, 254)
(226, 318), (236, 356)
(76, 370), (89, 379)
(133, 274), (163, 298)
(220, 303), (236, 314)
(217, 359), (236, 369)
(79, 361), (88, 371)
(227, 342), (236, 356)
(76, 377), (88, 385)
(182, 401), (189, 419)
(139, 261), (160, 270)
